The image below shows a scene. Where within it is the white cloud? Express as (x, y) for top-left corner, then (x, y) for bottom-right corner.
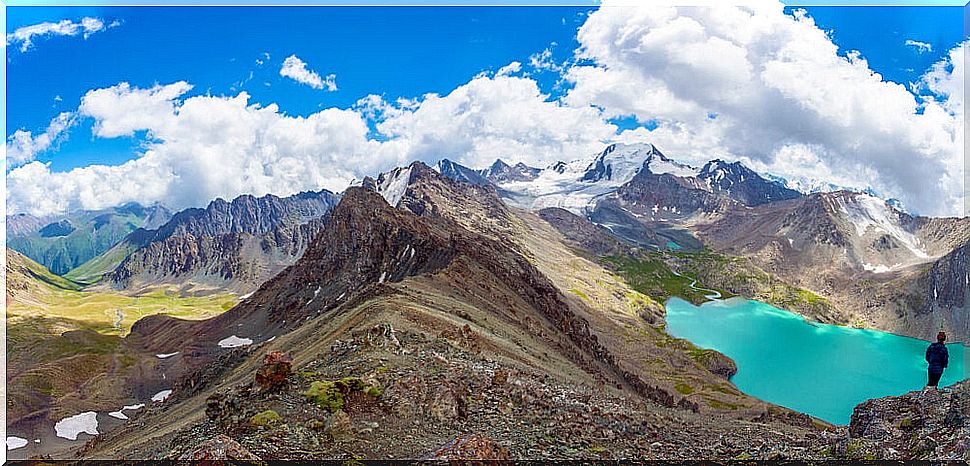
(6, 75), (616, 216)
(6, 17), (114, 52)
(7, 83), (384, 216)
(6, 3), (966, 218)
(369, 75), (617, 169)
(905, 39), (933, 53)
(279, 55), (337, 91)
(564, 2), (965, 216)
(79, 81), (194, 138)
(5, 112), (77, 166)
(496, 61), (522, 77)
(529, 48), (564, 72)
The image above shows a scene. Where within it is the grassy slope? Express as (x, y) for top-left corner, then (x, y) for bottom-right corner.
(7, 248), (83, 292)
(7, 251), (239, 426)
(8, 209), (150, 276)
(7, 287), (238, 337)
(601, 249), (843, 324)
(63, 240), (138, 285)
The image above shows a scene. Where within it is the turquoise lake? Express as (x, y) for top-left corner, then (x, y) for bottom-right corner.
(665, 297), (968, 425)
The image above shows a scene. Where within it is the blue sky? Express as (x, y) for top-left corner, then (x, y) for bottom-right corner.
(4, 4), (968, 217)
(7, 6), (590, 170)
(7, 5), (963, 170)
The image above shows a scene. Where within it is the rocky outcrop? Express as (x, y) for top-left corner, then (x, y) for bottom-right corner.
(828, 381), (970, 460)
(254, 351), (293, 392)
(692, 349), (738, 380)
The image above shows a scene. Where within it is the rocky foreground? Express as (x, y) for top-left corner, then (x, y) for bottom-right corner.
(86, 343), (968, 461)
(832, 380), (970, 460)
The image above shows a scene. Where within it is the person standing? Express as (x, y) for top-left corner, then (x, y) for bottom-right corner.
(925, 331), (949, 388)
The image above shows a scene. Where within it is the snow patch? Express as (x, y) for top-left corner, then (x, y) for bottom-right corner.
(156, 352), (179, 359)
(7, 436), (28, 450)
(54, 412), (99, 440)
(839, 193), (929, 259)
(238, 291), (254, 300)
(376, 166), (412, 207)
(379, 271), (387, 283)
(152, 389), (173, 402)
(218, 335), (253, 348)
(108, 403), (145, 420)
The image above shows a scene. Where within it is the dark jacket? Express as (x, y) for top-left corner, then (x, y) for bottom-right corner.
(926, 342), (949, 374)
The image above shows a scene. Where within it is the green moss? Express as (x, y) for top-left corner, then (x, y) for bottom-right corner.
(568, 288), (590, 302)
(250, 409), (282, 427)
(674, 382), (695, 395)
(898, 417), (913, 429)
(584, 445), (607, 454)
(304, 381), (345, 412)
(706, 398), (740, 410)
(303, 377), (382, 412)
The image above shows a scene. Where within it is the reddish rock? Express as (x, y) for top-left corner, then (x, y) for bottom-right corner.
(424, 434), (512, 461)
(254, 351), (293, 392)
(178, 434), (260, 462)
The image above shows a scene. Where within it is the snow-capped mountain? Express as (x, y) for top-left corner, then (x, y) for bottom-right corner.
(487, 143), (699, 215)
(762, 173), (907, 213)
(481, 159), (541, 183)
(362, 165), (414, 208)
(697, 160), (801, 207)
(434, 159), (490, 186)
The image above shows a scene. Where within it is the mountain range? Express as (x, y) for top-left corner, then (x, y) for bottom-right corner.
(6, 142), (969, 460)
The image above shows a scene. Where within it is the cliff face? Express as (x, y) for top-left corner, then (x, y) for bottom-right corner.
(105, 190), (338, 293)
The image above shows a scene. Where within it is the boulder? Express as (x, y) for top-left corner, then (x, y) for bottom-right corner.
(255, 351), (293, 392)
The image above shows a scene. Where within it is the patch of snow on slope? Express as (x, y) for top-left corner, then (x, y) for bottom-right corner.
(840, 193), (929, 259)
(218, 335), (253, 348)
(647, 157), (699, 178)
(862, 264), (902, 273)
(108, 403), (145, 420)
(54, 412), (99, 440)
(156, 352), (179, 359)
(377, 166), (412, 207)
(152, 389), (173, 402)
(7, 436), (28, 450)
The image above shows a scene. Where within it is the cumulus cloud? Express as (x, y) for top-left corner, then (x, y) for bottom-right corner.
(564, 3), (965, 216)
(6, 2), (966, 218)
(905, 39), (933, 53)
(279, 55), (337, 91)
(7, 75), (616, 216)
(6, 17), (115, 52)
(367, 75), (617, 169)
(6, 112), (77, 166)
(7, 84), (383, 216)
